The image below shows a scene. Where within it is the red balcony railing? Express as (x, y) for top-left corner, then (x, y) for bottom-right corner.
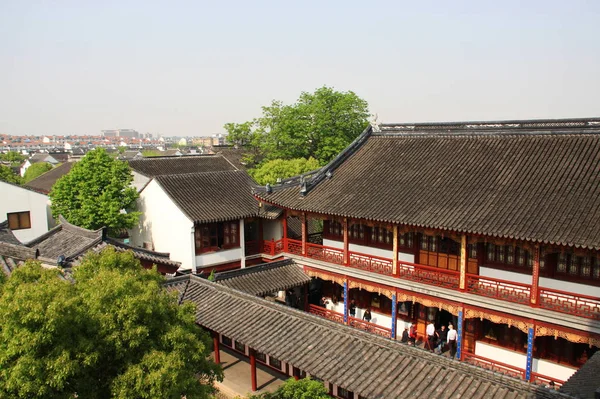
(398, 260), (460, 289)
(539, 287), (600, 320)
(465, 274), (531, 305)
(308, 304), (344, 324)
(530, 372), (564, 388)
(262, 239), (284, 256)
(348, 316), (392, 338)
(463, 352), (526, 380)
(349, 252), (393, 276)
(308, 305), (392, 338)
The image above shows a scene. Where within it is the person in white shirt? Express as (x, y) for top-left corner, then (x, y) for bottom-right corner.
(447, 323), (458, 359)
(426, 321), (436, 352)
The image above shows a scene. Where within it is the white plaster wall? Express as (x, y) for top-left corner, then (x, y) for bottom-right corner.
(479, 267), (531, 285)
(263, 219), (283, 241)
(539, 277), (600, 298)
(532, 358), (576, 382)
(0, 181), (51, 242)
(474, 341), (576, 382)
(131, 171), (150, 192)
(323, 238), (415, 263)
(196, 247), (242, 268)
(129, 179), (195, 270)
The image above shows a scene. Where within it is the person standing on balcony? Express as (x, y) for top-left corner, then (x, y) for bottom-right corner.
(447, 323), (458, 359)
(409, 323), (417, 346)
(349, 299), (356, 318)
(426, 320), (436, 352)
(362, 307), (372, 323)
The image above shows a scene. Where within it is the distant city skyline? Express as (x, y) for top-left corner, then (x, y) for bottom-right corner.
(1, 1), (599, 136)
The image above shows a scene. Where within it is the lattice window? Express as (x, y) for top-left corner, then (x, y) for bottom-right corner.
(336, 387), (353, 399)
(468, 243), (477, 259)
(255, 352), (266, 363)
(269, 357), (282, 370)
(221, 336), (232, 347)
(234, 341), (245, 353)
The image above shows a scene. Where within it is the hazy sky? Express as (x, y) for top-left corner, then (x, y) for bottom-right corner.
(1, 1), (599, 136)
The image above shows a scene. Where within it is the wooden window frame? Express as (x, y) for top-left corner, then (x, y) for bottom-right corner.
(194, 221), (240, 255)
(7, 211), (31, 230)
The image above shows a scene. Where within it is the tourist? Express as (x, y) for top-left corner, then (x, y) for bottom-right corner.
(363, 307), (372, 323)
(436, 325), (447, 354)
(401, 327), (410, 343)
(447, 323), (458, 359)
(426, 320), (436, 352)
(349, 299), (356, 318)
(409, 323), (417, 346)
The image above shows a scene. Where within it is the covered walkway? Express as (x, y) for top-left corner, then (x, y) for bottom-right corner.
(214, 347), (287, 399)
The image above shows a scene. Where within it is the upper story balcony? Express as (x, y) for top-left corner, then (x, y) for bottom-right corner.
(249, 215), (600, 322)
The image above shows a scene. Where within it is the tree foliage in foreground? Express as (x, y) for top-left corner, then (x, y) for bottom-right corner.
(0, 248), (222, 399)
(225, 86), (370, 167)
(249, 157), (320, 186)
(246, 378), (329, 399)
(0, 151), (26, 164)
(49, 148), (140, 235)
(23, 162), (53, 183)
(0, 164), (21, 184)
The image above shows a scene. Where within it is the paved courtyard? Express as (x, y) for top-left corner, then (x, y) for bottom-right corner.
(213, 347), (287, 398)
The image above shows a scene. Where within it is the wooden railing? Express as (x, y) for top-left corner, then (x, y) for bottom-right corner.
(398, 260), (460, 289)
(348, 316), (392, 338)
(349, 252), (393, 275)
(462, 352), (526, 380)
(308, 304), (344, 324)
(262, 239), (284, 256)
(465, 274), (531, 305)
(539, 287), (600, 320)
(530, 372), (564, 388)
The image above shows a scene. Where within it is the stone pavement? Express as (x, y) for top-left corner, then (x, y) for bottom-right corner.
(213, 347), (287, 399)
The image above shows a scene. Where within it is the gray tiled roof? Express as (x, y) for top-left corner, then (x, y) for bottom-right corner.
(24, 162), (74, 194)
(256, 118), (600, 250)
(155, 171), (261, 223)
(166, 275), (564, 399)
(215, 260), (310, 296)
(128, 155), (236, 177)
(0, 220), (22, 245)
(560, 351), (600, 399)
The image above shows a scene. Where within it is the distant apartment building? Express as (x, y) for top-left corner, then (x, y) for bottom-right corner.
(101, 129), (139, 138)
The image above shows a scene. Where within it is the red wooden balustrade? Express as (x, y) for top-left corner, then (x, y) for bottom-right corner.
(348, 316), (392, 338)
(462, 352), (526, 380)
(397, 260), (460, 289)
(538, 287), (600, 320)
(308, 304), (345, 324)
(530, 372), (564, 387)
(465, 274), (531, 305)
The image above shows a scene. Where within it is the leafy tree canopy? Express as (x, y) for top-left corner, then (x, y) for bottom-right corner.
(246, 378), (329, 399)
(0, 151), (26, 163)
(225, 86), (370, 167)
(49, 148), (140, 235)
(22, 162), (53, 183)
(0, 165), (21, 185)
(0, 248), (222, 399)
(249, 157), (320, 186)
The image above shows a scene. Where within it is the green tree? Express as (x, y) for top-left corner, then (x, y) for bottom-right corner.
(246, 378), (329, 399)
(249, 157), (320, 186)
(0, 165), (21, 184)
(22, 162), (53, 183)
(49, 148), (140, 235)
(0, 248), (222, 399)
(225, 86), (370, 167)
(0, 151), (26, 164)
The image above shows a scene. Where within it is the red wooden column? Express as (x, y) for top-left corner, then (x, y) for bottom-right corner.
(250, 348), (257, 392)
(282, 210), (288, 252)
(530, 245), (541, 307)
(212, 332), (220, 365)
(343, 218), (349, 265)
(301, 212), (307, 256)
(459, 235), (467, 291)
(392, 225), (398, 276)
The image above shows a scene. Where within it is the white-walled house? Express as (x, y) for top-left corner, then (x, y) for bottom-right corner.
(129, 170), (281, 273)
(128, 155), (282, 273)
(0, 180), (54, 242)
